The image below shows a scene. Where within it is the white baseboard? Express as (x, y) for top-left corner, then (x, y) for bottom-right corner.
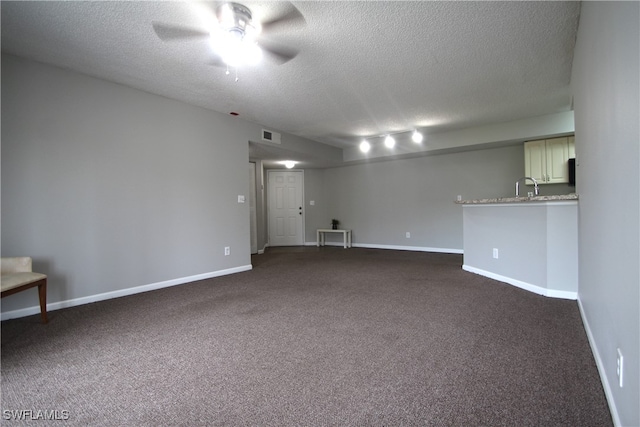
(0, 264), (253, 321)
(305, 241), (463, 254)
(577, 298), (621, 426)
(353, 243), (463, 254)
(546, 288), (579, 300)
(306, 241), (350, 248)
(462, 264), (577, 300)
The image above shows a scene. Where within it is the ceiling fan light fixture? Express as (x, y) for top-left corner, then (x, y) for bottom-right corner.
(243, 42), (263, 65)
(219, 46), (243, 67)
(210, 2), (263, 67)
(217, 2), (252, 34)
(153, 2), (303, 70)
(211, 31), (261, 67)
(244, 20), (261, 41)
(217, 3), (234, 26)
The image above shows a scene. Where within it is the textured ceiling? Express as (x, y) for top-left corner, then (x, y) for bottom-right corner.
(1, 1), (580, 155)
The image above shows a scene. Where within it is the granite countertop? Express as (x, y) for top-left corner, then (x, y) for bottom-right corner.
(456, 194), (579, 204)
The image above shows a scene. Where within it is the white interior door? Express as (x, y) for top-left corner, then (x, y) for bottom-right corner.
(268, 170), (304, 246)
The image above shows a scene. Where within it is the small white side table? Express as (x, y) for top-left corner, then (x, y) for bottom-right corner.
(317, 229), (352, 248)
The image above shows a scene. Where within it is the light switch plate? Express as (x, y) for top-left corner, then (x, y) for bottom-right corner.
(237, 195), (245, 203)
(617, 348), (624, 387)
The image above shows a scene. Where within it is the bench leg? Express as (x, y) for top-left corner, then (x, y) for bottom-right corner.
(38, 280), (48, 324)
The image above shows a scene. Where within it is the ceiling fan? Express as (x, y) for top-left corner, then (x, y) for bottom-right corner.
(152, 2), (305, 68)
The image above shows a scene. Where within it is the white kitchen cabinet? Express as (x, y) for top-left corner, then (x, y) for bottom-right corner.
(524, 136), (575, 184)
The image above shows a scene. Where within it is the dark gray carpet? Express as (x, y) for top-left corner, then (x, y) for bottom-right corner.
(1, 247), (612, 426)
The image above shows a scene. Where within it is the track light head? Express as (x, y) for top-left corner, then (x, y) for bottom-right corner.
(384, 135), (395, 148)
(412, 130), (423, 143)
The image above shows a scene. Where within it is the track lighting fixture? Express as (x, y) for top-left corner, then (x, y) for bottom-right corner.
(359, 129), (424, 153)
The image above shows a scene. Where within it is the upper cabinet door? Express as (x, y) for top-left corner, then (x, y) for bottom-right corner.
(546, 137), (571, 183)
(568, 135), (576, 158)
(524, 139), (547, 183)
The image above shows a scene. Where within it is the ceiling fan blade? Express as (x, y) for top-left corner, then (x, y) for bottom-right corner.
(260, 4), (306, 33)
(152, 22), (210, 42)
(259, 39), (299, 65)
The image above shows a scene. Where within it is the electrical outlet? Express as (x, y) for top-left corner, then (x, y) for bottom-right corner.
(456, 195), (462, 201)
(617, 348), (624, 387)
(406, 232), (411, 238)
(224, 247), (230, 256)
(493, 248), (499, 259)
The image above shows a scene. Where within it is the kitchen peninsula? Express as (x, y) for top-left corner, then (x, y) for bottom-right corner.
(457, 194), (578, 299)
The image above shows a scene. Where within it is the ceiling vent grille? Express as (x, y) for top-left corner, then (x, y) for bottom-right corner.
(262, 129), (281, 144)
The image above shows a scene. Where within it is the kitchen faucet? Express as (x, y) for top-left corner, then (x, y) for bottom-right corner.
(515, 177), (539, 197)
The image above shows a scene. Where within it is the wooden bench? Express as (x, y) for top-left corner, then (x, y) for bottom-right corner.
(1, 257), (48, 323)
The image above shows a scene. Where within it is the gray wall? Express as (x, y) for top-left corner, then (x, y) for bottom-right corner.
(301, 168), (328, 242)
(462, 202), (578, 295)
(1, 54), (262, 312)
(321, 144), (568, 250)
(571, 2), (639, 426)
(464, 204), (548, 286)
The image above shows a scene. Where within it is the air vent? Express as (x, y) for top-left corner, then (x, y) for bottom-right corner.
(262, 129), (281, 144)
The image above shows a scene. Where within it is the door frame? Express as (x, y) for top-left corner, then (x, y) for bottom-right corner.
(249, 162), (258, 254)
